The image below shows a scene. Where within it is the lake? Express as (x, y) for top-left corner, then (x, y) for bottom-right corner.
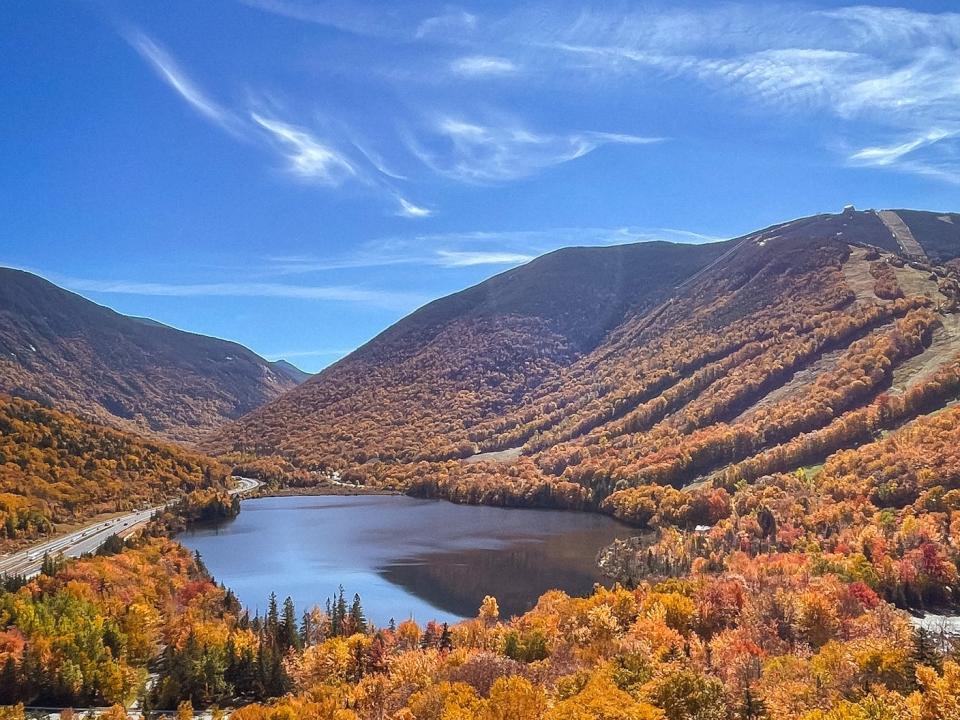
(179, 494), (635, 626)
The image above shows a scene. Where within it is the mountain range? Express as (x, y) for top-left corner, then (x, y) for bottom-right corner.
(4, 207), (960, 514)
(208, 208), (960, 511)
(0, 268), (308, 443)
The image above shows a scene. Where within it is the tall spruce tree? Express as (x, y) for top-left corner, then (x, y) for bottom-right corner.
(300, 609), (313, 648)
(279, 596), (300, 651)
(0, 655), (19, 704)
(439, 623), (453, 652)
(349, 593), (367, 635)
(266, 592), (280, 641)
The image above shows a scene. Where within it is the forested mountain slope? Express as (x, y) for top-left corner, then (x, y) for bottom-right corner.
(0, 394), (228, 548)
(0, 269), (301, 442)
(210, 239), (734, 463)
(211, 208), (960, 510)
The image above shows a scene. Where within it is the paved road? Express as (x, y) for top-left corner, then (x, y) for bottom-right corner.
(0, 476), (261, 579)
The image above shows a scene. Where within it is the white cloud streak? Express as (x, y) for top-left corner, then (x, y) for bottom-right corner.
(238, 0), (400, 37)
(451, 55), (518, 76)
(251, 113), (356, 184)
(127, 32), (243, 135)
(416, 9), (477, 40)
(396, 196), (432, 218)
(849, 129), (960, 183)
(435, 250), (535, 267)
(60, 277), (423, 311)
(127, 30), (431, 214)
(409, 117), (663, 183)
(257, 225), (724, 276)
(521, 4), (960, 181)
(850, 130), (957, 167)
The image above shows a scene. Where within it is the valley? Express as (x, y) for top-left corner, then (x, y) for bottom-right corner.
(10, 0), (960, 714)
(4, 207), (960, 718)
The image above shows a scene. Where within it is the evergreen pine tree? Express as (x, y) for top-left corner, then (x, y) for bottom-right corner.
(420, 621), (438, 650)
(40, 551), (56, 577)
(0, 655), (19, 704)
(266, 592), (280, 641)
(913, 626), (943, 674)
(140, 687), (154, 718)
(740, 686), (766, 720)
(255, 637), (270, 698)
(329, 595), (340, 637)
(335, 586), (348, 636)
(300, 610), (313, 648)
(349, 593), (367, 635)
(279, 596), (300, 651)
(439, 623), (453, 652)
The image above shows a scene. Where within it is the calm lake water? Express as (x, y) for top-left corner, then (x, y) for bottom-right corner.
(179, 495), (634, 625)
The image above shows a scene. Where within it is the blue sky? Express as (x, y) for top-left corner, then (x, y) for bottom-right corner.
(3, 0), (960, 372)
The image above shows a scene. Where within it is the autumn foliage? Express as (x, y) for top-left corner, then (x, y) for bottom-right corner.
(5, 213), (960, 715)
(183, 402), (960, 718)
(209, 226), (960, 530)
(870, 260), (904, 299)
(0, 395), (229, 548)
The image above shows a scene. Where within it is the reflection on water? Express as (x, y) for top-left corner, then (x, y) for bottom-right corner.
(179, 495), (634, 625)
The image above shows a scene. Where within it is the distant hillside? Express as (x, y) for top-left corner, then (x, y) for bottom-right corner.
(210, 208), (960, 510)
(270, 359), (312, 385)
(0, 268), (299, 442)
(0, 394), (228, 549)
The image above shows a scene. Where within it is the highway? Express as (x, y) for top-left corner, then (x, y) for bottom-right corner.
(0, 476), (261, 579)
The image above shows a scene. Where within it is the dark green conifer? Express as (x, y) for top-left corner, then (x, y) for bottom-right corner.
(349, 593), (367, 635)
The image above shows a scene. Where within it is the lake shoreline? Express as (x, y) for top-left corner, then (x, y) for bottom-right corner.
(249, 483), (402, 499)
(178, 494), (636, 624)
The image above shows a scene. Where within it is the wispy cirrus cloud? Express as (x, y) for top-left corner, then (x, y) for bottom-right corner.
(256, 224), (724, 277)
(435, 250), (535, 267)
(517, 4), (960, 182)
(850, 130), (957, 167)
(451, 55), (518, 77)
(408, 117), (663, 183)
(415, 9), (477, 40)
(395, 196), (432, 218)
(126, 31), (434, 217)
(126, 31), (244, 136)
(251, 113), (356, 185)
(237, 0), (402, 37)
(57, 277), (425, 311)
(124, 11), (667, 211)
(204, 3), (960, 185)
(849, 129), (960, 183)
